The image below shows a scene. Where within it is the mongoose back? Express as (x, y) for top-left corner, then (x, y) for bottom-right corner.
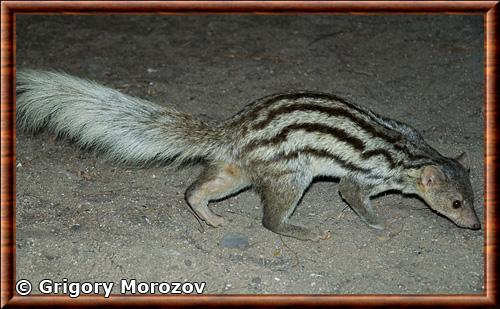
(16, 70), (481, 241)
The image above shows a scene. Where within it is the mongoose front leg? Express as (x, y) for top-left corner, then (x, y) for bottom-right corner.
(338, 177), (384, 230)
(260, 178), (331, 241)
(186, 162), (249, 227)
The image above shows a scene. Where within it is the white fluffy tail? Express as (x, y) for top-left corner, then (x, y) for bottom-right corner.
(16, 70), (229, 165)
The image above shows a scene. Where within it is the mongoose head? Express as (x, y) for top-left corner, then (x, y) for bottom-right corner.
(412, 152), (481, 230)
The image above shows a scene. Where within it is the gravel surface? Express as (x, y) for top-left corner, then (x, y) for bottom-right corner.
(16, 15), (484, 295)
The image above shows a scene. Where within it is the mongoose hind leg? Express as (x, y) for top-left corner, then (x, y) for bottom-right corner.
(260, 178), (330, 241)
(338, 177), (384, 230)
(186, 162), (250, 227)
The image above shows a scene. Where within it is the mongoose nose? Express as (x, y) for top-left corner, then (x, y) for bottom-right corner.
(471, 222), (481, 230)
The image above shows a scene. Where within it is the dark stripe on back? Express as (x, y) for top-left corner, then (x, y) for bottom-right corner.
(251, 103), (401, 144)
(402, 159), (438, 169)
(236, 91), (352, 119)
(241, 91), (395, 129)
(283, 147), (373, 174)
(244, 122), (404, 170)
(250, 146), (373, 175)
(242, 122), (365, 154)
(235, 91), (431, 166)
(361, 149), (399, 169)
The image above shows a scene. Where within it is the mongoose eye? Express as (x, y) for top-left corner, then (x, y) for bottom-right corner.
(452, 200), (462, 209)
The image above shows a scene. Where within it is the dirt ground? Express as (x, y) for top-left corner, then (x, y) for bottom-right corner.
(15, 15), (484, 295)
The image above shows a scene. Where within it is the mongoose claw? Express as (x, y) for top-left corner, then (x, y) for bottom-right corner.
(310, 230), (331, 242)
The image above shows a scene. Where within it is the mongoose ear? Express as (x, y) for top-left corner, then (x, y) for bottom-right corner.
(420, 165), (446, 190)
(456, 151), (470, 172)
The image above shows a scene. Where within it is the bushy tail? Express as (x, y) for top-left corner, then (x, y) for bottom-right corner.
(16, 70), (229, 165)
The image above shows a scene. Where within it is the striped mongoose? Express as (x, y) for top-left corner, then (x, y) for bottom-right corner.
(16, 70), (481, 241)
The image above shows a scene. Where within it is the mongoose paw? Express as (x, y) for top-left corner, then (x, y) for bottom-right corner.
(368, 221), (385, 230)
(362, 215), (386, 230)
(205, 215), (226, 227)
(321, 230), (332, 240)
(310, 230), (331, 242)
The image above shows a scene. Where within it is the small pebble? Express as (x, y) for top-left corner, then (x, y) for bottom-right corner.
(220, 233), (250, 250)
(251, 277), (261, 284)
